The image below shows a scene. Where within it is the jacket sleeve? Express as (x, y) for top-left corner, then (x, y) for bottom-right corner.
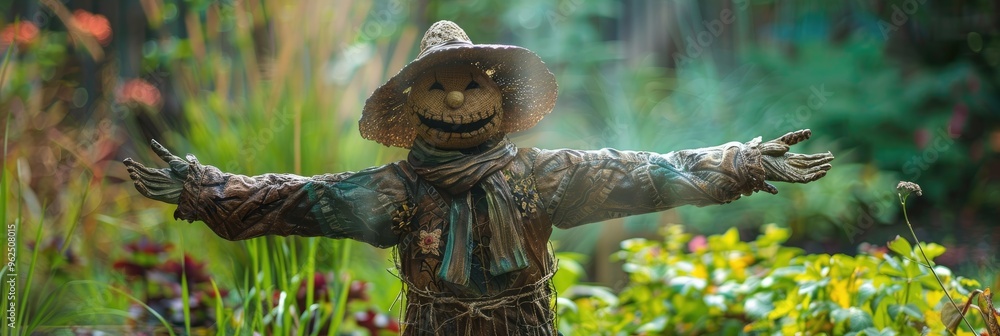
(173, 162), (409, 248)
(532, 138), (768, 229)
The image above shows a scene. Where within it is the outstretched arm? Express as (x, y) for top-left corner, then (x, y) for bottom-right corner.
(123, 140), (407, 248)
(534, 129), (832, 229)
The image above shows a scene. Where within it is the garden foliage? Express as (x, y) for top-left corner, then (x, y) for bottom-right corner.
(556, 224), (994, 335)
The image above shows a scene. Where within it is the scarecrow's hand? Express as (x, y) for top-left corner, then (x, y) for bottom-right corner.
(758, 129), (833, 193)
(123, 140), (198, 204)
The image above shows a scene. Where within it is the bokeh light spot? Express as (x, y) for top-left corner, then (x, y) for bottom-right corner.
(164, 4), (179, 21)
(518, 9), (541, 30)
(967, 32), (983, 52)
(72, 87), (89, 108)
(143, 40), (158, 58)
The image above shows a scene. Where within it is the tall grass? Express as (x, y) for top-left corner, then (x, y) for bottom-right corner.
(1, 31), (22, 335)
(0, 32), (11, 333)
(145, 1), (414, 333)
(1, 0), (413, 333)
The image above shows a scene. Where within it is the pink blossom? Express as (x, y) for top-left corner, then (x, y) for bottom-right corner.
(948, 103), (968, 138)
(688, 235), (707, 253)
(355, 309), (400, 334)
(119, 78), (162, 108)
(348, 280), (370, 302)
(913, 128), (930, 149)
(72, 10), (112, 46)
(0, 21), (39, 48)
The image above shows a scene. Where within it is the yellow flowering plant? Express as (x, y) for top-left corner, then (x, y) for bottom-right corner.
(556, 222), (993, 335)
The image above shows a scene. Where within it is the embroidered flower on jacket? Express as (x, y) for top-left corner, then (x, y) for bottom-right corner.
(417, 229), (441, 256)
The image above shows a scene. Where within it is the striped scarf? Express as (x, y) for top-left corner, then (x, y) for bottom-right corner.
(407, 136), (529, 286)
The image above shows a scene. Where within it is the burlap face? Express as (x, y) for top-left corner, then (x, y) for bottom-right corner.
(406, 64), (504, 149)
(360, 21), (558, 148)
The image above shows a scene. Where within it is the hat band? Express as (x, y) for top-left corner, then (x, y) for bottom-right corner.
(418, 40), (474, 59)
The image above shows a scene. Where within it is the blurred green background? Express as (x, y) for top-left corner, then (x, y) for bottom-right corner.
(1, 0), (998, 333)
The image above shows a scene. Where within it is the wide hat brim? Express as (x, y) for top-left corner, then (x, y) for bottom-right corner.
(360, 41), (558, 148)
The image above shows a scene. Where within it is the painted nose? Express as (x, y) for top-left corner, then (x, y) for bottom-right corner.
(445, 91), (464, 109)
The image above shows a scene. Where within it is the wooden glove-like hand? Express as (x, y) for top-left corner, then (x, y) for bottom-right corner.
(123, 140), (198, 204)
(758, 129), (833, 194)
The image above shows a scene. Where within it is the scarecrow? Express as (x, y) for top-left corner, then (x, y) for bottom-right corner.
(124, 21), (833, 335)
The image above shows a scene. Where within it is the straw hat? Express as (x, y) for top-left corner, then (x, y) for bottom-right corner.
(360, 20), (558, 148)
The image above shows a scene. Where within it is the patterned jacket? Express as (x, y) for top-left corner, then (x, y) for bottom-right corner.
(174, 140), (766, 335)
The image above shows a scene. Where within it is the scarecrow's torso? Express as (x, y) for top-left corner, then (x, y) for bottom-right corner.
(393, 148), (553, 297)
(389, 148), (559, 335)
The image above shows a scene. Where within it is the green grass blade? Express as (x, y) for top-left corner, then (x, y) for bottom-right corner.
(306, 237), (317, 314)
(0, 149), (7, 336)
(181, 263), (192, 335)
(0, 19), (15, 94)
(59, 172), (90, 255)
(237, 269), (250, 336)
(249, 239), (268, 331)
(286, 238), (295, 283)
(111, 285), (177, 336)
(260, 239), (272, 295)
(327, 241), (352, 334)
(69, 280), (177, 336)
(17, 196), (46, 331)
(0, 35), (13, 336)
(210, 278), (225, 336)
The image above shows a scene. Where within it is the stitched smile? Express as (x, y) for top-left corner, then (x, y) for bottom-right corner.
(418, 112), (496, 133)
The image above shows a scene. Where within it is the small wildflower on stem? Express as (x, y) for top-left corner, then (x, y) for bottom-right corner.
(896, 181), (975, 333)
(896, 181), (922, 197)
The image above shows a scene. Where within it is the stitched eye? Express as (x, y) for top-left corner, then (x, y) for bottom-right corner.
(465, 80), (480, 90)
(429, 82), (444, 91)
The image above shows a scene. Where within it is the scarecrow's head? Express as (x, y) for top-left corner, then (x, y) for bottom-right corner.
(405, 63), (504, 149)
(360, 21), (558, 149)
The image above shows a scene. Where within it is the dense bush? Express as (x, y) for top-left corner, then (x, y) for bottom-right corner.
(556, 224), (994, 335)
